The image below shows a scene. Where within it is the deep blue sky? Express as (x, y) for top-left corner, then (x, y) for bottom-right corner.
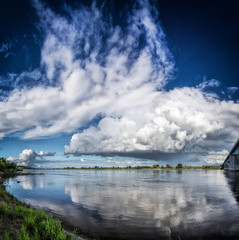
(0, 0), (238, 166)
(1, 0), (238, 91)
(159, 0), (239, 90)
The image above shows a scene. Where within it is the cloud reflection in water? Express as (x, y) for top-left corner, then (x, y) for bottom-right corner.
(7, 170), (239, 240)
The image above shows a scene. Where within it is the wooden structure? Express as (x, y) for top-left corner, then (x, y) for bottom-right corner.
(223, 138), (239, 171)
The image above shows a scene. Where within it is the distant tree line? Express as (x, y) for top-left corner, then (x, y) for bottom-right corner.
(61, 163), (222, 170)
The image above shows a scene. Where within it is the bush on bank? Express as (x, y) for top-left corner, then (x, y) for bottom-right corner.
(0, 157), (22, 174)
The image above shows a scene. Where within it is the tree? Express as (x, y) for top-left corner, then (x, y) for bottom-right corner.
(0, 157), (18, 173)
(152, 164), (159, 168)
(176, 163), (183, 169)
(166, 164), (172, 168)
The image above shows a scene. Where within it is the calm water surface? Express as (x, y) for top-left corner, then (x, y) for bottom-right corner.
(6, 169), (239, 240)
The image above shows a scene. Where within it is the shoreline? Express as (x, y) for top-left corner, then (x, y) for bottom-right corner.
(1, 166), (227, 240)
(22, 165), (222, 171)
(0, 160), (222, 239)
(0, 174), (89, 240)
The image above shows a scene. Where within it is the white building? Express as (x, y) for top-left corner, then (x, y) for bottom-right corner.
(223, 138), (239, 171)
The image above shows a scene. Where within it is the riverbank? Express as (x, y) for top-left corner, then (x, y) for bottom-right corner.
(1, 176), (71, 240)
(40, 164), (222, 170)
(0, 157), (87, 240)
(0, 157), (223, 239)
(7, 167), (236, 240)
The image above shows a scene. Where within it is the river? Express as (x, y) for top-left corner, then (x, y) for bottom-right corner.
(5, 169), (239, 240)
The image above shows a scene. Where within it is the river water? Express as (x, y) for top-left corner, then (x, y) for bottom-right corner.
(5, 169), (239, 240)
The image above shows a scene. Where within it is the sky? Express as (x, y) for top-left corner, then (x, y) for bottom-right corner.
(0, 0), (239, 167)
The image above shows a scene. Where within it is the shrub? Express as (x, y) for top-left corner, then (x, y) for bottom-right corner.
(0, 157), (18, 173)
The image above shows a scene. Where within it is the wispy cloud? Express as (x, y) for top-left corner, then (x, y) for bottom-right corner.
(0, 0), (239, 164)
(0, 0), (173, 140)
(0, 42), (15, 58)
(197, 78), (221, 90)
(227, 87), (238, 94)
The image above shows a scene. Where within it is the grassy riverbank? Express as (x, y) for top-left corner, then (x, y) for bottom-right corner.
(0, 158), (82, 240)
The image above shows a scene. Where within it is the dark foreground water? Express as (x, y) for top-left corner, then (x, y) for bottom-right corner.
(6, 169), (239, 240)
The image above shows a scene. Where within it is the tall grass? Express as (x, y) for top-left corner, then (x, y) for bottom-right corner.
(4, 231), (10, 240)
(18, 225), (30, 240)
(1, 202), (8, 215)
(0, 197), (72, 239)
(1, 157), (74, 239)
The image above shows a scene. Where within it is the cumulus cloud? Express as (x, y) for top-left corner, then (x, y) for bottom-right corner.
(7, 149), (56, 162)
(19, 149), (38, 161)
(6, 156), (18, 162)
(204, 149), (229, 165)
(65, 87), (239, 158)
(0, 0), (239, 164)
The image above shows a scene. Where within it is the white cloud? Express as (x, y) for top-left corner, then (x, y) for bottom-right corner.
(0, 0), (239, 163)
(38, 151), (56, 157)
(11, 149), (56, 162)
(65, 87), (239, 156)
(19, 149), (38, 161)
(6, 156), (18, 161)
(204, 149), (229, 165)
(80, 158), (86, 162)
(0, 0), (173, 140)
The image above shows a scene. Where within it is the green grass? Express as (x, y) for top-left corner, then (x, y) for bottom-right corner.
(18, 225), (30, 240)
(0, 158), (77, 240)
(0, 200), (73, 240)
(4, 230), (10, 240)
(1, 203), (8, 215)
